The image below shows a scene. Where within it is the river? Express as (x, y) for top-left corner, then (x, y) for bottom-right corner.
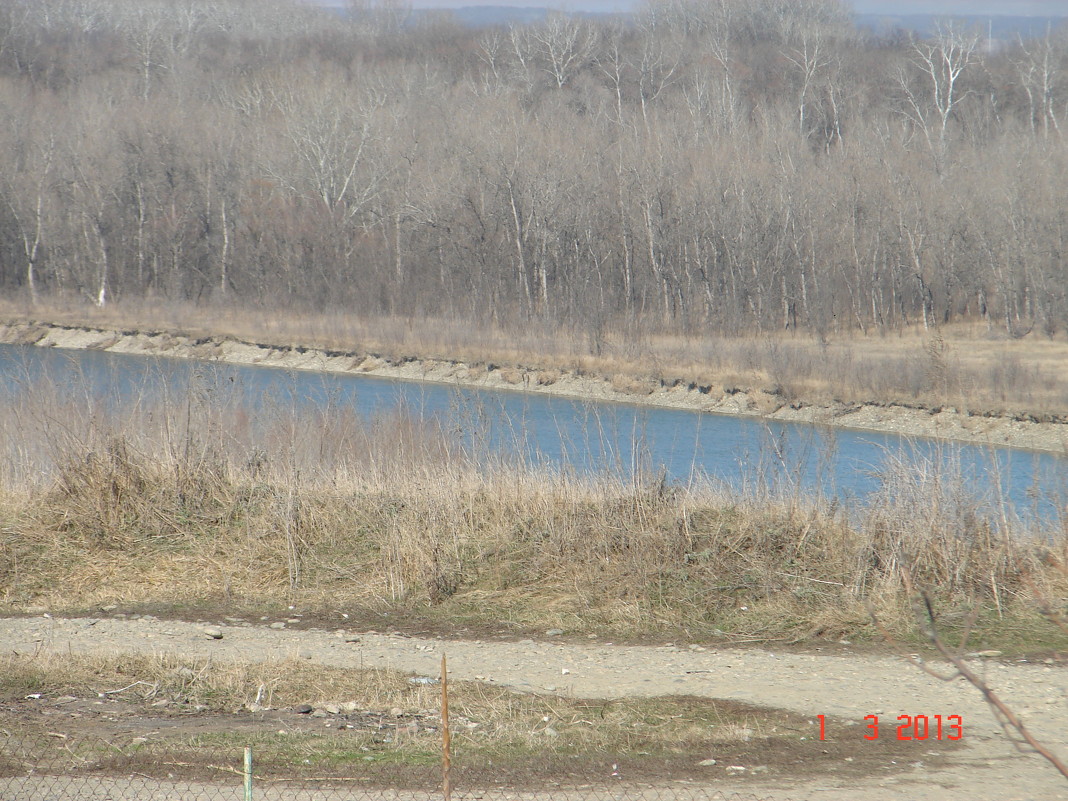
(0, 343), (1063, 524)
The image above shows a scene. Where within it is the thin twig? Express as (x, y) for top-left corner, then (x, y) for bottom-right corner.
(99, 680), (158, 697)
(775, 571), (845, 586)
(164, 760), (245, 777)
(872, 567), (1068, 781)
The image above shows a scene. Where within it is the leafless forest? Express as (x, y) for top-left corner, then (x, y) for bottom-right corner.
(1, 0), (1066, 342)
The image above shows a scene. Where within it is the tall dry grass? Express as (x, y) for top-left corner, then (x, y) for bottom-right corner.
(0, 365), (1064, 644)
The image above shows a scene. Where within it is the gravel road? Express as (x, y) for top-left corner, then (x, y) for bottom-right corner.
(3, 615), (1067, 800)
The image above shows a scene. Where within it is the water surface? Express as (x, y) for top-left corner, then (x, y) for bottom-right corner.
(0, 343), (1063, 523)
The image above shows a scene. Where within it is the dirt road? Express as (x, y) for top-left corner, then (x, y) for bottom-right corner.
(2, 615), (1066, 800)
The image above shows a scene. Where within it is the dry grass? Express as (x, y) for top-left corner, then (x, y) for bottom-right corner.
(0, 368), (1064, 649)
(0, 650), (829, 784)
(0, 651), (427, 713)
(2, 297), (1067, 419)
(0, 650), (777, 748)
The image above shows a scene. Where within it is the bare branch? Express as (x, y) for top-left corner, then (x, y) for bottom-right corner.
(873, 568), (1068, 781)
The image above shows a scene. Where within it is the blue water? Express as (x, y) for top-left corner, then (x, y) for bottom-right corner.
(0, 343), (1064, 522)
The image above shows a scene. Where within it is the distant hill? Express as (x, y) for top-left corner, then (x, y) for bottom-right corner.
(436, 6), (551, 26)
(403, 6), (1066, 38)
(855, 13), (1067, 39)
(412, 6), (627, 27)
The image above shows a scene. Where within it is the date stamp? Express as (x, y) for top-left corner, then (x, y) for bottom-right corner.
(817, 714), (963, 741)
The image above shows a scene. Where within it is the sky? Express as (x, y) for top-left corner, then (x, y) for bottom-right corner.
(852, 1), (1067, 13)
(393, 0), (1068, 12)
(310, 0), (1068, 12)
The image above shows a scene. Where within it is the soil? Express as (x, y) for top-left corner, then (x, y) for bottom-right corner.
(1, 321), (1066, 454)
(1, 614), (1067, 800)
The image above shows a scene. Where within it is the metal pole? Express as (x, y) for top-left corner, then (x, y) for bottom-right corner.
(244, 746), (253, 801)
(441, 654), (452, 801)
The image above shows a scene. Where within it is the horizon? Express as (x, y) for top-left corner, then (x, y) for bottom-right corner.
(309, 0), (1068, 15)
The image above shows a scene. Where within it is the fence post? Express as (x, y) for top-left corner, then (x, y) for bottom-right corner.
(442, 654), (452, 801)
(244, 746), (253, 801)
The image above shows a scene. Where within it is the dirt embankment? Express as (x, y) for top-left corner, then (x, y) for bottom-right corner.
(2, 320), (1066, 454)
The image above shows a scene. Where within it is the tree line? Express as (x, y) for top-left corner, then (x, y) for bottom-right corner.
(0, 0), (1066, 339)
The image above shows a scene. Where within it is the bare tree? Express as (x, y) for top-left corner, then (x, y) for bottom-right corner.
(512, 12), (595, 91)
(631, 16), (682, 130)
(110, 1), (209, 101)
(475, 29), (508, 96)
(0, 92), (57, 304)
(0, 0), (1064, 339)
(783, 24), (837, 140)
(0, 1), (31, 72)
(268, 78), (386, 225)
(898, 22), (981, 173)
(596, 22), (631, 127)
(1013, 25), (1065, 138)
